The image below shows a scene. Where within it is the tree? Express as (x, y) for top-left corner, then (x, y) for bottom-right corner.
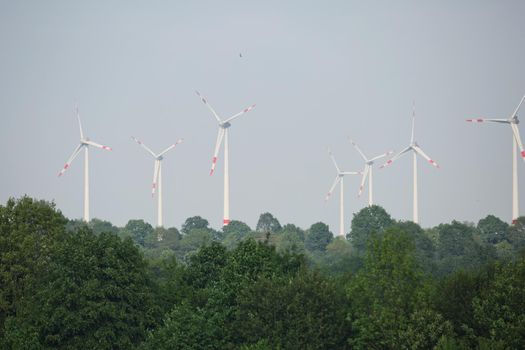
(234, 270), (351, 349)
(347, 227), (451, 349)
(3, 229), (159, 349)
(348, 205), (394, 252)
(181, 216), (210, 235)
(0, 197), (67, 337)
(255, 212), (282, 234)
(177, 228), (212, 261)
(472, 257), (525, 348)
(276, 224), (305, 254)
(120, 219), (154, 246)
(477, 215), (508, 245)
(89, 218), (119, 236)
(305, 222), (332, 252)
(223, 220), (252, 249)
(435, 221), (496, 276)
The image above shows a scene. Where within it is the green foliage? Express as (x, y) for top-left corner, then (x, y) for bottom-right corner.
(347, 227), (451, 349)
(477, 215), (508, 245)
(120, 219), (154, 246)
(305, 222), (332, 252)
(0, 197), (67, 337)
(275, 224), (305, 254)
(255, 212), (282, 233)
(222, 220), (252, 249)
(348, 205), (394, 251)
(178, 228), (212, 261)
(3, 196), (525, 349)
(4, 228), (159, 349)
(435, 221), (496, 276)
(181, 216), (210, 235)
(472, 257), (525, 348)
(234, 269), (351, 349)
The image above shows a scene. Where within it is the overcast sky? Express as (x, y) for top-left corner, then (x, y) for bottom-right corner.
(1, 1), (525, 232)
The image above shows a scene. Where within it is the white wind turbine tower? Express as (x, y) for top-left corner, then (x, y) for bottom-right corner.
(132, 136), (183, 228)
(58, 108), (112, 222)
(196, 91), (256, 226)
(466, 94), (525, 223)
(350, 139), (393, 206)
(325, 149), (360, 237)
(380, 104), (440, 224)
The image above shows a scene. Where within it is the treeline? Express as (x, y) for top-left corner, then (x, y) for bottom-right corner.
(1, 197), (524, 349)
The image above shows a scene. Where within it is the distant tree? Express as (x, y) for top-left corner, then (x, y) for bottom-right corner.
(120, 219), (154, 246)
(506, 216), (525, 252)
(477, 215), (508, 245)
(347, 227), (452, 349)
(177, 228), (212, 260)
(391, 221), (435, 274)
(223, 220), (252, 249)
(0, 197), (67, 337)
(305, 222), (332, 252)
(181, 216), (210, 235)
(3, 229), (159, 349)
(276, 224), (305, 254)
(89, 218), (119, 236)
(234, 270), (351, 349)
(321, 237), (360, 276)
(435, 221), (496, 276)
(348, 205), (394, 251)
(255, 212), (282, 233)
(472, 257), (525, 348)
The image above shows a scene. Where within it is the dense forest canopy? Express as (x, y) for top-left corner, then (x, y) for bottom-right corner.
(1, 196), (525, 349)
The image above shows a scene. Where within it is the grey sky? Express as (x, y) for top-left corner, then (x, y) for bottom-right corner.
(1, 1), (524, 231)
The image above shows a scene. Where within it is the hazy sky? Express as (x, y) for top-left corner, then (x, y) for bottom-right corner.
(1, 1), (525, 231)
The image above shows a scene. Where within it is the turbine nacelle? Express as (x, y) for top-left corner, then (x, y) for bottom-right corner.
(220, 121), (232, 128)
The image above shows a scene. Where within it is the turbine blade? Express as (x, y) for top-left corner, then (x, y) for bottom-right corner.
(131, 136), (157, 157)
(76, 106), (84, 140)
(357, 165), (370, 197)
(325, 176), (341, 201)
(341, 171), (361, 175)
(210, 128), (225, 176)
(152, 160), (160, 196)
(84, 140), (112, 151)
(349, 139), (367, 161)
(510, 123), (525, 160)
(369, 150), (395, 162)
(58, 144), (83, 176)
(413, 145), (440, 168)
(411, 101), (416, 144)
(195, 90), (222, 123)
(158, 139), (184, 157)
(380, 146), (412, 168)
(466, 118), (509, 124)
(222, 104), (256, 123)
(328, 148), (341, 173)
(510, 94), (525, 119)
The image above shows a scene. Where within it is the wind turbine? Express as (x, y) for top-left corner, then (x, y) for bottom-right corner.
(325, 149), (360, 237)
(58, 107), (112, 222)
(195, 91), (256, 226)
(466, 94), (525, 223)
(131, 136), (183, 228)
(380, 104), (440, 224)
(350, 139), (393, 206)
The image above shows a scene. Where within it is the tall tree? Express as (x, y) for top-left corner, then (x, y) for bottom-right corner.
(0, 197), (67, 337)
(347, 228), (451, 349)
(3, 229), (159, 349)
(255, 212), (282, 234)
(477, 215), (508, 245)
(181, 216), (210, 235)
(305, 222), (333, 252)
(348, 205), (394, 252)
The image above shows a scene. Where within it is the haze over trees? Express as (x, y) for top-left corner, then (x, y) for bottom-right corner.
(1, 196), (525, 349)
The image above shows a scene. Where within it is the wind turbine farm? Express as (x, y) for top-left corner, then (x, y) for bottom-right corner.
(2, 2), (525, 349)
